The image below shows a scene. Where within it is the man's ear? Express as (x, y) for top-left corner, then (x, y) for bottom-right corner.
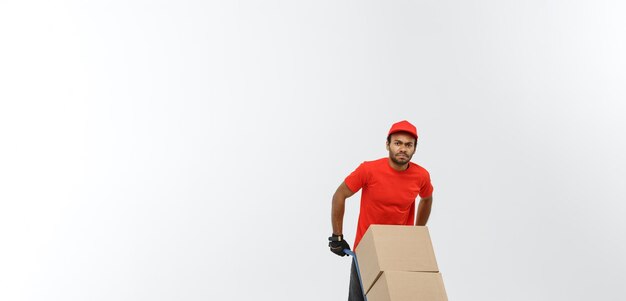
(385, 142), (390, 151)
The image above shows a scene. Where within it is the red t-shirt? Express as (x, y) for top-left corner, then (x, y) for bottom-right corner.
(345, 158), (434, 250)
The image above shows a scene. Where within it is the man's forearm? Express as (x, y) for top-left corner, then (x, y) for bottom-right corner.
(331, 182), (355, 235)
(416, 197), (433, 226)
(331, 194), (346, 235)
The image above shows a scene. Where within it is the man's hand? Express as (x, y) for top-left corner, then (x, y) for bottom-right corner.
(328, 234), (351, 257)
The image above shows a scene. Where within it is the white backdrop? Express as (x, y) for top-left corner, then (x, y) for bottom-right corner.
(1, 1), (625, 300)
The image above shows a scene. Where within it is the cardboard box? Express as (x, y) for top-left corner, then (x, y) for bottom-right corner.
(355, 225), (439, 294)
(367, 271), (448, 301)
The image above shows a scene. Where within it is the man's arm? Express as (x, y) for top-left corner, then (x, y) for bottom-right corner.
(416, 196), (433, 226)
(331, 181), (356, 235)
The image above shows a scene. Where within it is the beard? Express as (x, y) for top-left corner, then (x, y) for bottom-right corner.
(390, 152), (412, 165)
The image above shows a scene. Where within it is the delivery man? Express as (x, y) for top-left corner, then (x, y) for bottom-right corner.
(329, 120), (434, 301)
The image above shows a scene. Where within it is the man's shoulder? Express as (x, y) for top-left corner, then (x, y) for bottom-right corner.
(409, 162), (430, 175)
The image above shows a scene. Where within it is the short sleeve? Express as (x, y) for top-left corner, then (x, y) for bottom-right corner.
(344, 162), (367, 193)
(419, 171), (434, 198)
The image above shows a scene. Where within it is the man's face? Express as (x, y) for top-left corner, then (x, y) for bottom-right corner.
(386, 132), (417, 165)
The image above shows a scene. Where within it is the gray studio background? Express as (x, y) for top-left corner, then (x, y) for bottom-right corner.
(1, 1), (625, 300)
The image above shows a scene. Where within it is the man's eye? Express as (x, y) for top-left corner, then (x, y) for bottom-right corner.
(395, 142), (401, 145)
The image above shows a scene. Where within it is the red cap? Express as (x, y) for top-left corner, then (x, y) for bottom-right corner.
(388, 120), (418, 140)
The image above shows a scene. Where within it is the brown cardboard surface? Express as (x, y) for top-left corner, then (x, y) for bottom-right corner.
(355, 225), (439, 294)
(367, 271), (448, 301)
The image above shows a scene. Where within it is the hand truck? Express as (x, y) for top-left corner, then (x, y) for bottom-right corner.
(344, 249), (368, 301)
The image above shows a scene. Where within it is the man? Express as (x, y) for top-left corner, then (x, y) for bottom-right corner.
(328, 120), (434, 301)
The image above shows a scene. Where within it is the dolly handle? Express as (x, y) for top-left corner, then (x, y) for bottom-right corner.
(344, 249), (368, 301)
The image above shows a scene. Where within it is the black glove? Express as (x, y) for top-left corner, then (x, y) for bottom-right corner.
(328, 234), (351, 257)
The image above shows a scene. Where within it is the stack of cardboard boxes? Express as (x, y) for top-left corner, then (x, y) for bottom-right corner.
(355, 225), (448, 301)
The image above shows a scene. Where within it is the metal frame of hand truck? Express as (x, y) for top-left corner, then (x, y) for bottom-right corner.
(344, 249), (368, 301)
